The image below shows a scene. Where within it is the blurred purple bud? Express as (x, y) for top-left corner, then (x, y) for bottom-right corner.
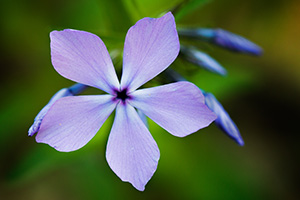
(178, 28), (263, 56)
(164, 68), (187, 82)
(180, 45), (227, 76)
(68, 83), (88, 94)
(213, 29), (263, 55)
(203, 92), (244, 146)
(28, 83), (88, 136)
(178, 27), (215, 40)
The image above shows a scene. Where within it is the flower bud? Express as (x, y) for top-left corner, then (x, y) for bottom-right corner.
(203, 92), (244, 146)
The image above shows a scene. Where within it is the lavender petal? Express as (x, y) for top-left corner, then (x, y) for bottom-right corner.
(50, 29), (119, 94)
(120, 12), (180, 92)
(36, 95), (117, 152)
(106, 103), (160, 191)
(28, 88), (73, 136)
(130, 82), (217, 137)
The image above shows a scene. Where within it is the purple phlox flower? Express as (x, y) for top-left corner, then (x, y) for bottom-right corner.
(35, 12), (216, 191)
(28, 83), (87, 136)
(178, 28), (263, 56)
(203, 91), (244, 146)
(180, 45), (227, 76)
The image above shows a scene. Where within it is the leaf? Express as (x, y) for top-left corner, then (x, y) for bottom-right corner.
(122, 0), (185, 22)
(174, 0), (212, 21)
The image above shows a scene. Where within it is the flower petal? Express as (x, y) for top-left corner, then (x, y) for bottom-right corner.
(106, 103), (160, 191)
(28, 88), (73, 136)
(50, 29), (119, 94)
(120, 12), (179, 92)
(129, 82), (217, 137)
(36, 95), (117, 152)
(28, 83), (88, 137)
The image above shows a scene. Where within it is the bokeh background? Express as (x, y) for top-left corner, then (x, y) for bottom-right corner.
(1, 0), (299, 199)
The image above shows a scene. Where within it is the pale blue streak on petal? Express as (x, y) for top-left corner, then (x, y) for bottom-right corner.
(137, 109), (148, 128)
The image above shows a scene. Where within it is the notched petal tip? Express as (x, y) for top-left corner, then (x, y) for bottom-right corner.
(50, 29), (78, 42)
(35, 137), (74, 152)
(120, 12), (180, 91)
(50, 28), (76, 36)
(121, 179), (146, 192)
(106, 104), (159, 192)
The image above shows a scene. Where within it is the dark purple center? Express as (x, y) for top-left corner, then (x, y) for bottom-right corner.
(116, 89), (129, 102)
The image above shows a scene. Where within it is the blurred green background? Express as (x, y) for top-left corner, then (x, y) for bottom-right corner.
(0, 0), (299, 199)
